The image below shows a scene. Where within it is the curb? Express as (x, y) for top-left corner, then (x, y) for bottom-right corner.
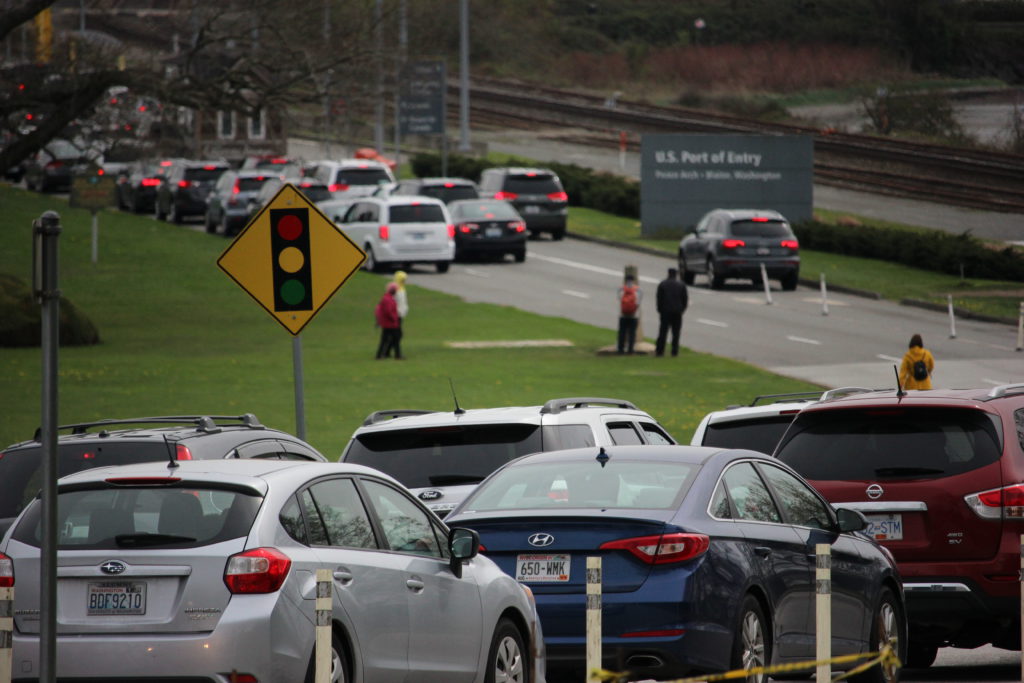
(899, 298), (1017, 326)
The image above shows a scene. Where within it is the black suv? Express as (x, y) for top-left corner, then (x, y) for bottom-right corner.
(0, 414), (326, 537)
(478, 166), (568, 240)
(154, 159), (230, 223)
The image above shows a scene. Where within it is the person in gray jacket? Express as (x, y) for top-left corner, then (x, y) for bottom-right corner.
(655, 267), (688, 357)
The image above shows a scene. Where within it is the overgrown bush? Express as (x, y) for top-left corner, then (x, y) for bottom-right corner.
(861, 88), (969, 142)
(0, 273), (101, 347)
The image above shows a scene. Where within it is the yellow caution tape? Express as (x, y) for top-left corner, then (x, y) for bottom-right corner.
(592, 641), (901, 683)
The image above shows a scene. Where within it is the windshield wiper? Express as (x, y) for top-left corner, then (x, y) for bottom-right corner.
(427, 474), (485, 486)
(874, 467), (945, 477)
(114, 533), (197, 547)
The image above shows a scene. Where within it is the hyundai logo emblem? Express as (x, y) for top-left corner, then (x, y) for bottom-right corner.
(528, 533), (554, 547)
(866, 484), (884, 500)
(100, 561), (127, 575)
(418, 490), (443, 501)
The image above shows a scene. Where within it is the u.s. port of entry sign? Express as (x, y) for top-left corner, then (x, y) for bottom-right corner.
(639, 134), (813, 236)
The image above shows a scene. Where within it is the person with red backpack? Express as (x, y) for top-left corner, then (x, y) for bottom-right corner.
(374, 282), (403, 359)
(616, 274), (642, 354)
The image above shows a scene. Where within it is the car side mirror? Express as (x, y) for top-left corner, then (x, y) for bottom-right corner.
(835, 507), (868, 533)
(448, 527), (479, 579)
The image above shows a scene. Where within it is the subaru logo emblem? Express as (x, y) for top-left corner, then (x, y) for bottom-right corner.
(866, 484), (884, 500)
(418, 490), (443, 501)
(528, 533), (554, 547)
(100, 561), (127, 575)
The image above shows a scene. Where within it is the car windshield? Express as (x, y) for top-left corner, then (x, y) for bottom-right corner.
(11, 484), (262, 549)
(452, 202), (520, 221)
(337, 168), (391, 186)
(729, 220), (791, 238)
(389, 204), (446, 223)
(775, 407), (1002, 480)
(503, 175), (561, 195)
(345, 424), (544, 488)
(702, 415), (797, 453)
(462, 460), (695, 512)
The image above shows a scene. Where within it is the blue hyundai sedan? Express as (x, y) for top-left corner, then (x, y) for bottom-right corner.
(445, 445), (905, 683)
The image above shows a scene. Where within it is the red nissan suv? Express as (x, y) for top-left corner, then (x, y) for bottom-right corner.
(773, 384), (1024, 669)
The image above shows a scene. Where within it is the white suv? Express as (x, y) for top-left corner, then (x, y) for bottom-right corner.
(340, 196), (455, 273)
(307, 158), (396, 199)
(340, 397), (676, 517)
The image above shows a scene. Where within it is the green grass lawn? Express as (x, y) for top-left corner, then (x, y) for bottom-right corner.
(0, 185), (822, 456)
(568, 207), (1024, 321)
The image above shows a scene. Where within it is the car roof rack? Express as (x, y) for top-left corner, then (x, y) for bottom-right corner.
(748, 391), (823, 406)
(819, 387), (876, 401)
(32, 414), (264, 441)
(540, 397), (638, 415)
(987, 383), (1024, 400)
(362, 410), (436, 426)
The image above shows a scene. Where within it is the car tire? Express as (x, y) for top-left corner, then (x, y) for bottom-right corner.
(781, 271), (799, 291)
(850, 588), (904, 683)
(514, 249), (526, 263)
(363, 246), (379, 272)
(304, 629), (349, 683)
(707, 258), (725, 289)
(551, 227), (566, 241)
(485, 618), (526, 683)
(436, 261), (451, 274)
(731, 595), (770, 683)
(154, 198), (166, 221)
(679, 258), (695, 285)
(170, 201), (182, 224)
(905, 639), (938, 669)
(129, 193), (140, 214)
(204, 212), (216, 234)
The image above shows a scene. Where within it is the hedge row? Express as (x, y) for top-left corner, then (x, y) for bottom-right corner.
(410, 152), (1023, 283)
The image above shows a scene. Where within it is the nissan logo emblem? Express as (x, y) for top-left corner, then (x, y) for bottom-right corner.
(866, 484), (884, 500)
(418, 490), (443, 501)
(528, 533), (554, 547)
(100, 561), (127, 575)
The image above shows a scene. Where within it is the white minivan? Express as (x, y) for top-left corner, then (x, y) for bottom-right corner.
(341, 196), (455, 273)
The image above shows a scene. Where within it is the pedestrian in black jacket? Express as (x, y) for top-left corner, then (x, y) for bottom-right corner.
(655, 267), (688, 357)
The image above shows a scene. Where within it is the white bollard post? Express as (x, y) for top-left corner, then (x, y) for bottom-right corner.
(0, 585), (12, 683)
(586, 557), (602, 683)
(315, 569), (332, 683)
(816, 544), (832, 682)
(947, 294), (957, 339)
(1019, 535), (1023, 681)
(90, 212), (99, 264)
(820, 272), (829, 316)
(760, 263), (773, 305)
(1016, 302), (1023, 352)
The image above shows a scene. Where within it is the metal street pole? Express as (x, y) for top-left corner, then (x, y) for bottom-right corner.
(458, 0), (471, 152)
(374, 0), (385, 153)
(292, 336), (306, 441)
(394, 0), (407, 165)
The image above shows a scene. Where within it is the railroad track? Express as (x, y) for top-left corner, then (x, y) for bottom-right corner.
(457, 78), (1024, 213)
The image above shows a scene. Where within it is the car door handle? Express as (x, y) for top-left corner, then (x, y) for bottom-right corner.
(406, 578), (425, 592)
(754, 546), (771, 558)
(332, 570), (353, 585)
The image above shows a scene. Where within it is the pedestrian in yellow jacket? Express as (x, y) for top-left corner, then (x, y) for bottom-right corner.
(899, 333), (935, 390)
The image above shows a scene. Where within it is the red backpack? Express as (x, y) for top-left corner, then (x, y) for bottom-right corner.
(620, 284), (638, 316)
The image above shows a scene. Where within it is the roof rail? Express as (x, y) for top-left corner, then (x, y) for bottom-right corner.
(987, 383), (1024, 400)
(819, 387), (876, 402)
(749, 391), (823, 406)
(32, 414), (264, 442)
(362, 409), (436, 426)
(540, 397), (638, 415)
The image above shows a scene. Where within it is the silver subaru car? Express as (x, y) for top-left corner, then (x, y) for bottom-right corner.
(0, 459), (545, 683)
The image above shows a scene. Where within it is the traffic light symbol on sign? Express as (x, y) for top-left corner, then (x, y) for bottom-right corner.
(271, 208), (313, 311)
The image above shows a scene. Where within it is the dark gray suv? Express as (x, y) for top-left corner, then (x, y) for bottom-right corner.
(479, 166), (568, 240)
(0, 414), (326, 537)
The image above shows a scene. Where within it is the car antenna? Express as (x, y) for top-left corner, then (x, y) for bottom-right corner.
(893, 364), (905, 398)
(164, 434), (179, 469)
(596, 447), (610, 468)
(449, 378), (465, 415)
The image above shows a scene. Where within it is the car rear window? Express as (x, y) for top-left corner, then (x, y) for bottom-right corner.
(452, 202), (520, 221)
(775, 407), (1002, 481)
(702, 415), (797, 453)
(344, 424), (543, 488)
(237, 176), (271, 192)
(336, 168), (391, 186)
(420, 185), (479, 203)
(389, 204), (446, 223)
(296, 184), (331, 202)
(11, 484), (262, 549)
(503, 175), (561, 195)
(184, 167), (227, 182)
(729, 220), (792, 238)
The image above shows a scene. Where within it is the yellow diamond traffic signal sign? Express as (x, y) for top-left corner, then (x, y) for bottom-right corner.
(217, 184), (366, 335)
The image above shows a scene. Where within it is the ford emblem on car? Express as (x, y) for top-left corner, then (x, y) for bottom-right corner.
(419, 490), (443, 501)
(100, 561), (127, 575)
(866, 484), (884, 500)
(528, 533), (554, 547)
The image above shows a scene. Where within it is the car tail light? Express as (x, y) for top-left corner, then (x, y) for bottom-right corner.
(329, 183), (349, 192)
(509, 221), (526, 233)
(966, 484), (1024, 519)
(203, 165), (218, 171)
(141, 178), (160, 187)
(547, 191), (568, 202)
(219, 674), (257, 683)
(494, 191), (517, 200)
(232, 182), (241, 195)
(224, 548), (291, 593)
(444, 182), (456, 188)
(178, 180), (191, 188)
(378, 225), (390, 241)
(45, 160), (63, 169)
(0, 551), (14, 587)
(751, 217), (768, 222)
(780, 239), (799, 249)
(176, 444), (193, 461)
(447, 224), (456, 239)
(459, 223), (478, 233)
(722, 239), (745, 249)
(600, 533), (709, 565)
(160, 160), (173, 167)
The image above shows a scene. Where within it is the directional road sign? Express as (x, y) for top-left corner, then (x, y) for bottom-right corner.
(217, 184), (366, 335)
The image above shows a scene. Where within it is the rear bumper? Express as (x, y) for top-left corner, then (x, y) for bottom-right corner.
(376, 242), (455, 265)
(715, 258), (799, 279)
(901, 572), (1019, 647)
(455, 235), (526, 254)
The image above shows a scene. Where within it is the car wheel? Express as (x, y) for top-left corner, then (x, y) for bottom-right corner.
(436, 261), (451, 274)
(731, 595), (770, 683)
(850, 588), (903, 683)
(304, 629), (349, 683)
(551, 227), (566, 241)
(204, 212), (216, 234)
(363, 246), (379, 272)
(707, 258), (725, 289)
(513, 249), (526, 263)
(781, 271), (799, 291)
(905, 639), (938, 669)
(485, 618), (526, 683)
(170, 201), (182, 224)
(679, 257), (695, 285)
(129, 193), (140, 214)
(154, 199), (166, 221)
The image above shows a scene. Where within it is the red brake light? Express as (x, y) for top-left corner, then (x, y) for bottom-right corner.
(378, 225), (390, 241)
(722, 239), (745, 249)
(966, 484), (1024, 520)
(510, 221), (526, 233)
(547, 191), (568, 202)
(203, 165), (218, 171)
(45, 160), (63, 169)
(0, 551), (13, 588)
(780, 240), (799, 249)
(224, 548), (291, 594)
(447, 224), (456, 239)
(176, 444), (193, 461)
(493, 191), (517, 200)
(443, 182), (455, 188)
(140, 178), (160, 187)
(160, 160), (173, 167)
(329, 183), (349, 192)
(232, 182), (240, 195)
(751, 217), (769, 222)
(178, 180), (190, 188)
(219, 675), (257, 683)
(459, 223), (477, 233)
(599, 533), (709, 565)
